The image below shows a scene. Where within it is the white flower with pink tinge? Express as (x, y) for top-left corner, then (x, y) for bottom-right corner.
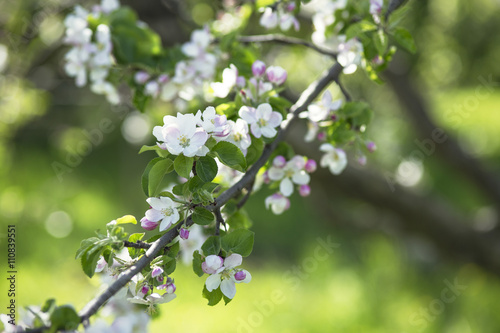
(265, 193), (290, 215)
(222, 119), (252, 155)
(153, 112), (209, 157)
(203, 254), (251, 299)
(319, 143), (347, 175)
(195, 106), (229, 138)
(144, 197), (180, 231)
(306, 90), (342, 122)
(268, 156), (311, 197)
(239, 103), (282, 139)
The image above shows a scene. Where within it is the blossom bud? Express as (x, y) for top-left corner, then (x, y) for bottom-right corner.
(373, 56), (384, 65)
(151, 266), (164, 278)
(299, 185), (311, 197)
(180, 228), (190, 240)
(140, 285), (150, 295)
(141, 217), (158, 231)
(366, 141), (377, 153)
(358, 155), (367, 166)
(266, 66), (287, 85)
(157, 74), (169, 84)
(305, 159), (317, 173)
(156, 275), (164, 283)
(236, 76), (246, 88)
(331, 114), (338, 121)
(263, 171), (271, 184)
(273, 155), (287, 168)
(252, 60), (266, 77)
(134, 71), (150, 84)
(166, 283), (176, 294)
(286, 3), (296, 12)
(145, 81), (159, 97)
(317, 132), (326, 141)
(202, 255), (224, 274)
(234, 270), (247, 281)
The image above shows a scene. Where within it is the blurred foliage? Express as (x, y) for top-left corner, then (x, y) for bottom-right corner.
(0, 0), (500, 332)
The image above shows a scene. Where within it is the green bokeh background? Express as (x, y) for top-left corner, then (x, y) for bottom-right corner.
(1, 0), (500, 332)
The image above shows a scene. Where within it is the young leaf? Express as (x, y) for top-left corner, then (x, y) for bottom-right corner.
(174, 154), (194, 179)
(373, 29), (388, 56)
(392, 27), (416, 54)
(193, 250), (204, 277)
(81, 247), (104, 278)
(116, 215), (137, 225)
(202, 236), (221, 256)
(221, 229), (254, 257)
(127, 233), (145, 259)
(164, 258), (177, 275)
(49, 305), (80, 331)
(193, 207), (215, 225)
(142, 157), (163, 196)
(211, 141), (247, 172)
(196, 156), (218, 182)
(148, 158), (174, 196)
(202, 285), (223, 306)
(245, 137), (264, 166)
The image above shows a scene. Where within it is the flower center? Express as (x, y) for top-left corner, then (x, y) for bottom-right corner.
(258, 118), (267, 127)
(233, 133), (242, 142)
(178, 135), (191, 148)
(162, 207), (174, 216)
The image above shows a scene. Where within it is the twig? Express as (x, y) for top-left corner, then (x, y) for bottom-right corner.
(77, 61), (343, 324)
(215, 34), (338, 59)
(335, 77), (352, 102)
(237, 180), (255, 209)
(123, 240), (151, 249)
(214, 208), (224, 236)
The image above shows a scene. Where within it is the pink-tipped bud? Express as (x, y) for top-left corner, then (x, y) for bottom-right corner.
(331, 114), (338, 121)
(373, 56), (384, 65)
(266, 66), (287, 85)
(180, 228), (190, 240)
(305, 159), (317, 173)
(286, 3), (296, 12)
(236, 76), (246, 88)
(151, 266), (164, 278)
(166, 283), (176, 294)
(358, 155), (367, 166)
(273, 155), (287, 168)
(157, 74), (169, 84)
(252, 60), (266, 77)
(234, 270), (247, 281)
(134, 71), (150, 84)
(263, 171), (271, 184)
(140, 285), (150, 295)
(366, 141), (377, 153)
(141, 217), (158, 231)
(317, 132), (326, 141)
(299, 185), (311, 197)
(156, 275), (164, 283)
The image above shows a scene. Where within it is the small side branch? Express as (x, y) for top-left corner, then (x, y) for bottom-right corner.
(123, 240), (151, 249)
(214, 208), (225, 236)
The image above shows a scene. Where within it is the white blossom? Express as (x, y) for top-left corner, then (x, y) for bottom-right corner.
(319, 143), (348, 175)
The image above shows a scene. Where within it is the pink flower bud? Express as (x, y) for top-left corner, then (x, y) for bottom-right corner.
(140, 285), (150, 295)
(236, 76), (246, 88)
(141, 217), (158, 231)
(166, 283), (176, 294)
(263, 170), (271, 184)
(156, 275), (164, 283)
(266, 66), (287, 85)
(358, 155), (367, 166)
(299, 185), (311, 197)
(305, 159), (317, 173)
(180, 228), (190, 240)
(151, 266), (164, 278)
(331, 114), (338, 121)
(234, 270), (247, 281)
(157, 74), (169, 84)
(134, 71), (150, 84)
(366, 141), (377, 153)
(317, 132), (326, 141)
(286, 3), (296, 12)
(273, 155), (286, 168)
(252, 60), (266, 77)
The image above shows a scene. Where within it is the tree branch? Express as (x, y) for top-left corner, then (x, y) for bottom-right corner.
(77, 61), (343, 324)
(228, 34), (338, 58)
(123, 240), (151, 249)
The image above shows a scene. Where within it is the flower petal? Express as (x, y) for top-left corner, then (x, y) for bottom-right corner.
(205, 273), (222, 292)
(292, 170), (310, 185)
(224, 253), (242, 268)
(280, 177), (294, 197)
(220, 279), (237, 299)
(145, 209), (163, 222)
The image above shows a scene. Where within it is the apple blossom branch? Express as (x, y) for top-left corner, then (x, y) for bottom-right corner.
(233, 34), (338, 59)
(77, 61), (343, 325)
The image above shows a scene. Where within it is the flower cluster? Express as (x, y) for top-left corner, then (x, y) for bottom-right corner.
(141, 196), (180, 232)
(264, 155), (316, 215)
(211, 60), (287, 104)
(203, 254), (251, 299)
(134, 28), (217, 108)
(301, 90), (343, 142)
(127, 273), (176, 313)
(63, 0), (120, 104)
(260, 2), (300, 31)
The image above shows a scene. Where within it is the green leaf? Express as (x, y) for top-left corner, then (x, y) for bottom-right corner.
(392, 27), (416, 54)
(127, 233), (145, 259)
(172, 183), (187, 197)
(164, 258), (177, 275)
(202, 236), (221, 256)
(212, 141), (247, 172)
(345, 20), (377, 41)
(49, 305), (80, 331)
(223, 294), (233, 305)
(193, 250), (204, 277)
(41, 298), (56, 313)
(221, 229), (254, 257)
(373, 29), (388, 56)
(193, 207), (215, 225)
(148, 158), (174, 196)
(268, 96), (292, 118)
(226, 209), (253, 230)
(196, 156), (218, 182)
(188, 176), (205, 193)
(139, 145), (170, 158)
(202, 285), (223, 306)
(75, 237), (99, 259)
(174, 154), (194, 179)
(142, 157), (162, 196)
(197, 189), (214, 205)
(245, 137), (264, 166)
(81, 246), (104, 278)
(116, 215), (137, 225)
